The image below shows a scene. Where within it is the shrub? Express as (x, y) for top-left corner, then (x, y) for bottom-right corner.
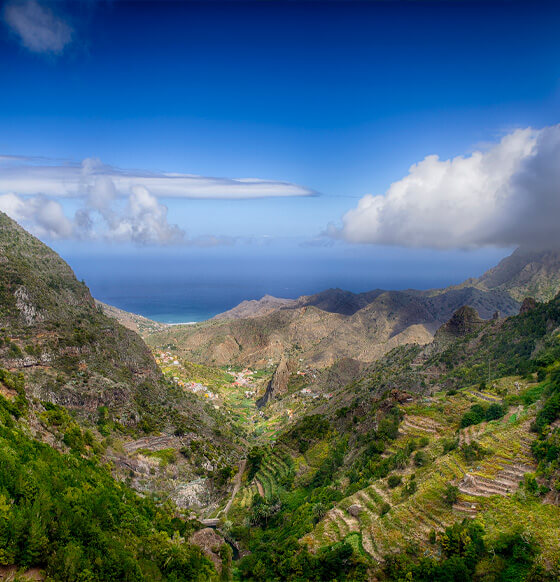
(418, 436), (430, 448)
(443, 484), (459, 506)
(460, 404), (486, 428)
(485, 402), (507, 421)
(281, 414), (330, 453)
(461, 441), (490, 463)
(414, 450), (429, 467)
(442, 437), (459, 454)
(387, 474), (402, 488)
(379, 502), (391, 516)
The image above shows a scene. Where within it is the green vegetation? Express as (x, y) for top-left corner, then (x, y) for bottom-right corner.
(384, 521), (540, 582)
(529, 368), (560, 495)
(3, 214), (560, 580)
(136, 447), (178, 467)
(0, 369), (216, 581)
(460, 402), (507, 427)
(279, 414), (330, 453)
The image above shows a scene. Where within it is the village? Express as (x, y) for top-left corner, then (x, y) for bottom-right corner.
(154, 351), (264, 405)
(153, 350), (334, 439)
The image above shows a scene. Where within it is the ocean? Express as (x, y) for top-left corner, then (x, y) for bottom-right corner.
(58, 245), (511, 324)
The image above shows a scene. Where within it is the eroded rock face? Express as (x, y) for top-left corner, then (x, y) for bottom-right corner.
(171, 478), (211, 509)
(15, 286), (45, 325)
(189, 528), (226, 573)
(256, 356), (292, 407)
(347, 504), (363, 517)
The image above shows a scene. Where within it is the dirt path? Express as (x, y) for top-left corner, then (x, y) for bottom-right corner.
(256, 480), (264, 497)
(221, 459), (247, 516)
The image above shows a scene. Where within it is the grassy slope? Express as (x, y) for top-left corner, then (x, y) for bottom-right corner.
(227, 294), (560, 580)
(304, 382), (560, 568)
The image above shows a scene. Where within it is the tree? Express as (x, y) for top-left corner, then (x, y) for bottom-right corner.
(442, 484), (458, 506)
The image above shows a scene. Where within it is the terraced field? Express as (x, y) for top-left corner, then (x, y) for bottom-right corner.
(399, 414), (444, 436)
(304, 387), (543, 563)
(454, 413), (536, 502)
(234, 447), (295, 509)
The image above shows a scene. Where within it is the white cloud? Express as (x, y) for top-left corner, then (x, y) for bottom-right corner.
(0, 187), (187, 245)
(109, 185), (185, 245)
(3, 0), (73, 55)
(0, 156), (315, 200)
(331, 125), (560, 249)
(0, 155), (315, 245)
(0, 192), (73, 239)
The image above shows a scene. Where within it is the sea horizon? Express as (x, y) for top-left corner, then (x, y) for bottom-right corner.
(56, 244), (513, 323)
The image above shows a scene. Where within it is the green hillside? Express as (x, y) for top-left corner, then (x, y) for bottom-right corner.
(2, 213), (560, 581)
(0, 368), (221, 581)
(221, 294), (560, 581)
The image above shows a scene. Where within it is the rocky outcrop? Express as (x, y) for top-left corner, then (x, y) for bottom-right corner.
(347, 504), (363, 517)
(520, 297), (538, 314)
(189, 528), (226, 573)
(434, 306), (485, 343)
(172, 478), (211, 509)
(256, 356), (292, 408)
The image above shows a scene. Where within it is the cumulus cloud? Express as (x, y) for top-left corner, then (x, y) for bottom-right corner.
(331, 125), (560, 249)
(0, 187), (188, 245)
(0, 155), (315, 245)
(3, 0), (73, 55)
(107, 186), (185, 245)
(0, 192), (73, 239)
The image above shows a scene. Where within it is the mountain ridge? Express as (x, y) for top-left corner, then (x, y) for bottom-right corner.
(143, 247), (560, 372)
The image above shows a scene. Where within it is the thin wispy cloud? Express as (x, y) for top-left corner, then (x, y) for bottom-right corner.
(0, 155), (316, 244)
(0, 156), (316, 200)
(329, 124), (560, 250)
(3, 0), (73, 55)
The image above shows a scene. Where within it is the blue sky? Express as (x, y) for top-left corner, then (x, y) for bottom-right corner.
(1, 0), (559, 305)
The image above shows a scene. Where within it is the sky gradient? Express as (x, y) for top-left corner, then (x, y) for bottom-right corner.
(1, 0), (559, 316)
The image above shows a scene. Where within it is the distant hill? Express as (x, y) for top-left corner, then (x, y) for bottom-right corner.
(96, 299), (169, 335)
(212, 294), (295, 320)
(462, 246), (560, 302)
(145, 286), (519, 368)
(212, 288), (387, 320)
(146, 247), (560, 371)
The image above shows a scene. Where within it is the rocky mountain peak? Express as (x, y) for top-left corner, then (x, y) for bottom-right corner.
(434, 305), (485, 341)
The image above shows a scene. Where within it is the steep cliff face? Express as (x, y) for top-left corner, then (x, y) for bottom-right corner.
(0, 212), (215, 435)
(256, 356), (292, 407)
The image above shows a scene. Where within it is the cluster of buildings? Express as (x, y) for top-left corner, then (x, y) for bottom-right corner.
(296, 370), (319, 382)
(170, 376), (218, 400)
(155, 351), (180, 366)
(228, 368), (258, 398)
(229, 368), (254, 387)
